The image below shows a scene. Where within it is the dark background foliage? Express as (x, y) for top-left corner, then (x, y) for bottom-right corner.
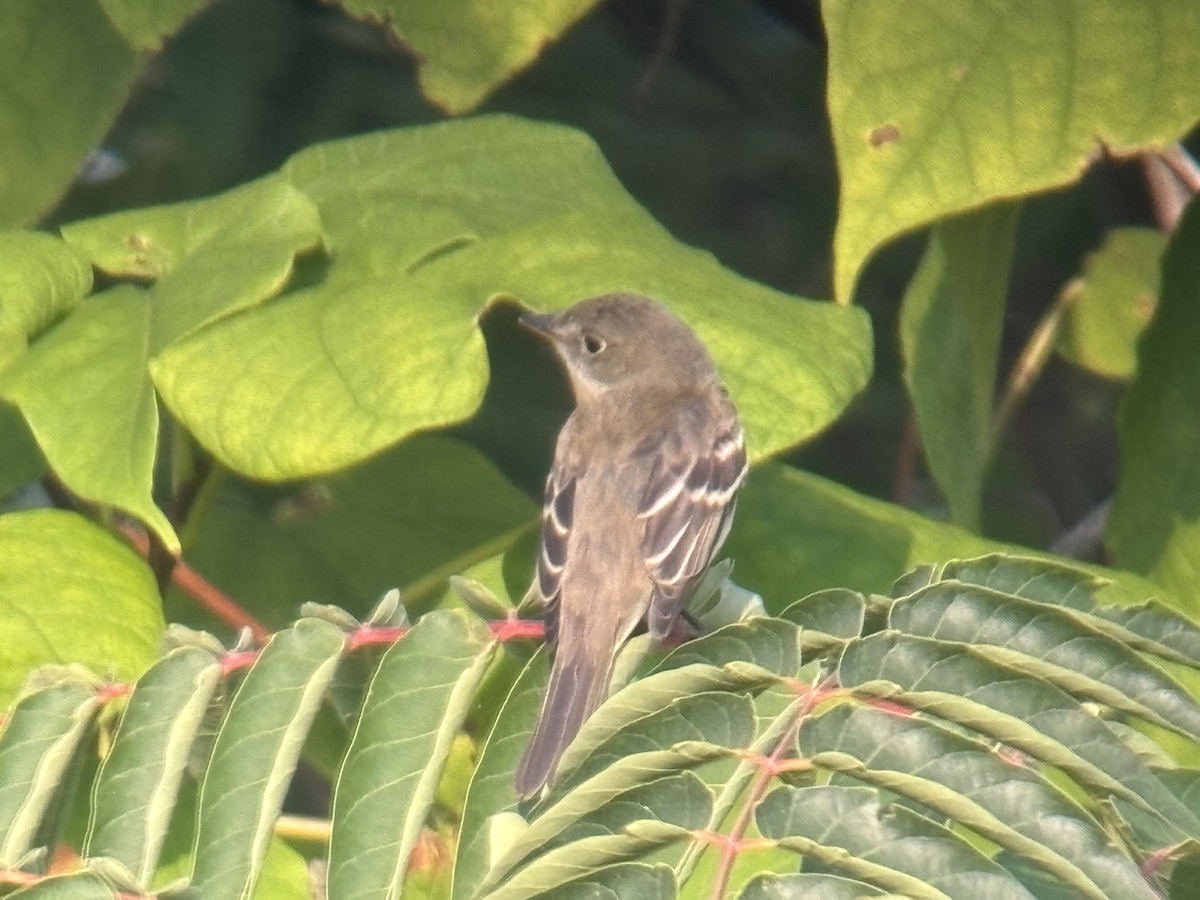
(51, 0), (1147, 551)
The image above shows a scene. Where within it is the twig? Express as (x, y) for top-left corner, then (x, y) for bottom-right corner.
(990, 286), (1075, 453)
(1049, 499), (1112, 560)
(121, 525), (272, 644)
(892, 410), (922, 506)
(633, 0), (691, 107)
(705, 676), (831, 900)
(276, 813), (331, 844)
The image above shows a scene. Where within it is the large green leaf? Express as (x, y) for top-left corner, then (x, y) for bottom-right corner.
(0, 407), (43, 500)
(165, 434), (538, 630)
(900, 203), (1018, 529)
(0, 231), (92, 495)
(0, 510), (163, 712)
(1108, 199), (1200, 611)
(150, 116), (871, 480)
(60, 175), (323, 339)
(3, 177), (323, 552)
(0, 287), (172, 545)
(333, 0), (601, 114)
(1056, 227), (1165, 381)
(0, 0), (214, 228)
(0, 231), (92, 371)
(825, 0), (1200, 299)
(724, 462), (1168, 612)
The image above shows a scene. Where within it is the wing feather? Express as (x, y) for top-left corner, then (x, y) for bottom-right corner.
(638, 393), (747, 640)
(536, 470), (575, 648)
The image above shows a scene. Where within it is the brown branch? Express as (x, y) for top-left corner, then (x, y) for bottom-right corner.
(892, 410), (922, 506)
(705, 676), (832, 900)
(990, 285), (1075, 453)
(121, 525), (272, 644)
(633, 0), (691, 107)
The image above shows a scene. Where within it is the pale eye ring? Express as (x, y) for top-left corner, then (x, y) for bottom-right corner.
(582, 334), (606, 354)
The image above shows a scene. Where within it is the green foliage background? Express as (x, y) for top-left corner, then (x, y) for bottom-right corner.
(1, 0), (1199, 897)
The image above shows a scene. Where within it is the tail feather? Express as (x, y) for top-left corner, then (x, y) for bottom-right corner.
(515, 654), (609, 797)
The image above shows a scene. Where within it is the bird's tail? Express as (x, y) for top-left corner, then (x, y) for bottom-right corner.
(515, 651), (610, 798)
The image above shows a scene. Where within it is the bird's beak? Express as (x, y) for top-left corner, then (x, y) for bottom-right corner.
(519, 311), (558, 340)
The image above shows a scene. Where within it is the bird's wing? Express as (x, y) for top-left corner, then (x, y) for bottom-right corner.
(536, 464), (575, 648)
(638, 392), (747, 640)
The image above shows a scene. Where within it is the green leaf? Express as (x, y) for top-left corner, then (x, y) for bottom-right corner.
(249, 832), (313, 900)
(825, 0), (1200, 299)
(166, 434), (538, 629)
(0, 510), (163, 712)
(889, 581), (1200, 740)
(489, 778), (703, 897)
(938, 554), (1200, 670)
(62, 175), (323, 341)
(1108, 197), (1200, 611)
(191, 618), (346, 900)
(780, 588), (867, 647)
(0, 177), (324, 551)
(0, 0), (214, 228)
(756, 785), (1028, 899)
(0, 405), (45, 499)
(86, 647), (223, 887)
(899, 203), (1018, 529)
(553, 689), (750, 800)
(7, 872), (117, 899)
(328, 610), (494, 900)
(0, 287), (173, 547)
(89, 0), (217, 51)
(552, 664), (771, 789)
(740, 872), (888, 899)
(0, 230), (92, 371)
(937, 554), (1104, 608)
(473, 669), (761, 892)
(0, 0), (137, 228)
(0, 230), (91, 495)
(651, 618), (802, 675)
(0, 671), (101, 868)
(493, 692), (751, 883)
(838, 632), (1200, 838)
(518, 773), (711, 874)
(332, 0), (601, 114)
(801, 706), (1156, 899)
(548, 863), (675, 900)
(1057, 228), (1165, 380)
(150, 116), (871, 480)
(725, 463), (1168, 612)
(453, 649), (545, 900)
(481, 826), (688, 900)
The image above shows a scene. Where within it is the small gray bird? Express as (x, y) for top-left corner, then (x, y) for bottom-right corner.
(515, 293), (748, 797)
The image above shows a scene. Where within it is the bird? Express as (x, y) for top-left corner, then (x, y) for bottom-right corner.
(514, 293), (748, 797)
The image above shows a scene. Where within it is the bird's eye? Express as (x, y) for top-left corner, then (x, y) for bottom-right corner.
(582, 334), (606, 354)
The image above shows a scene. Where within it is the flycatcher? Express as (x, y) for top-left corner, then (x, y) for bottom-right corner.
(515, 293), (748, 797)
